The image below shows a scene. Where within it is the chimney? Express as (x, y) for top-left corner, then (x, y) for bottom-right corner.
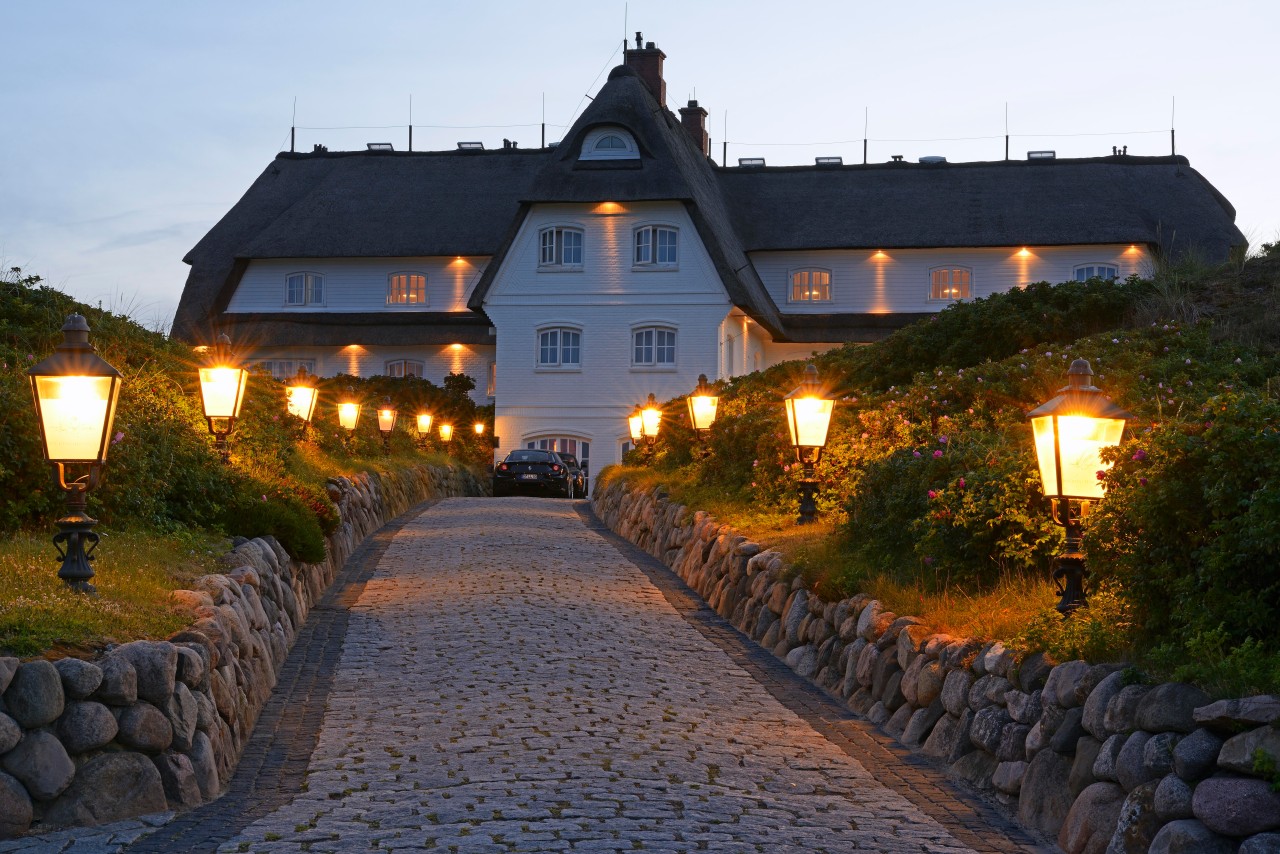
(679, 100), (709, 157)
(624, 32), (666, 108)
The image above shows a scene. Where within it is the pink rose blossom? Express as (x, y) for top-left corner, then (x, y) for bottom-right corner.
(933, 450), (943, 458)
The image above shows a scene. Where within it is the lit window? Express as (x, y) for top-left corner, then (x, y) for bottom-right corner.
(930, 267), (972, 301)
(790, 269), (832, 302)
(388, 272), (427, 305)
(537, 327), (582, 368)
(285, 272), (324, 306)
(385, 359), (424, 378)
(1074, 264), (1119, 282)
(634, 226), (678, 267)
(538, 227), (584, 268)
(256, 359), (316, 381)
(633, 326), (676, 367)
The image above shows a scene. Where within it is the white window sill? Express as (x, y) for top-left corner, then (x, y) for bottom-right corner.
(537, 265), (584, 273)
(631, 265), (679, 273)
(535, 366), (583, 373)
(630, 365), (679, 373)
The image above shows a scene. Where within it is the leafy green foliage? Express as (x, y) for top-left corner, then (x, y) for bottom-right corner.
(1011, 582), (1134, 663)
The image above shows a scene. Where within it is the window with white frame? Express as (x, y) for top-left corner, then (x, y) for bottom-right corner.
(256, 359), (316, 381)
(538, 227), (584, 268)
(487, 362), (496, 397)
(285, 272), (324, 306)
(537, 327), (582, 368)
(387, 272), (427, 305)
(385, 359), (424, 378)
(930, 267), (972, 301)
(579, 127), (639, 161)
(790, 269), (832, 302)
(634, 226), (678, 268)
(633, 326), (676, 367)
(1074, 263), (1119, 282)
(527, 437), (590, 475)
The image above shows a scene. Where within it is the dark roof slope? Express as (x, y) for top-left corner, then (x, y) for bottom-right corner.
(717, 155), (1243, 259)
(172, 150), (542, 341)
(467, 65), (785, 337)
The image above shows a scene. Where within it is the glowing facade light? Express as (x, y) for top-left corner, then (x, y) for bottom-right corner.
(27, 314), (123, 591)
(783, 364), (836, 524)
(1028, 358), (1132, 614)
(197, 334), (249, 462)
(686, 374), (719, 437)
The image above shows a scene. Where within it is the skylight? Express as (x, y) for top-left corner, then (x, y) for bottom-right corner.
(367, 143), (394, 151)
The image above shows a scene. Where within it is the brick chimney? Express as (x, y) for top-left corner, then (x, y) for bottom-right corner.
(624, 32), (666, 108)
(679, 100), (709, 157)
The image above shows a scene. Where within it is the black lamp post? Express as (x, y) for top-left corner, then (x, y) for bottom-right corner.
(1028, 358), (1131, 615)
(377, 396), (398, 453)
(28, 314), (123, 592)
(197, 334), (249, 463)
(783, 364), (835, 525)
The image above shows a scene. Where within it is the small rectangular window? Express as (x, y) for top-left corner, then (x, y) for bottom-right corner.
(487, 362), (496, 397)
(388, 273), (427, 304)
(537, 327), (581, 368)
(1074, 264), (1119, 282)
(633, 326), (676, 367)
(634, 226), (678, 267)
(286, 272), (323, 305)
(386, 359), (424, 378)
(790, 269), (831, 301)
(930, 268), (971, 300)
(539, 228), (583, 268)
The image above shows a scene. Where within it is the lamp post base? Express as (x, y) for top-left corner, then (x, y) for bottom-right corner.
(1052, 553), (1088, 616)
(53, 508), (98, 594)
(797, 480), (818, 525)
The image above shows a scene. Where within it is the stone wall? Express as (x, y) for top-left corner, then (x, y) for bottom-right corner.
(593, 478), (1280, 854)
(0, 463), (484, 838)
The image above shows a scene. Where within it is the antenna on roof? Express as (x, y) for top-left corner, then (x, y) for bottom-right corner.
(623, 3), (628, 56)
(291, 97), (297, 153)
(541, 92), (546, 148)
(408, 95), (413, 152)
(863, 107), (868, 165)
(723, 110), (728, 168)
(1004, 102), (1009, 161)
(1171, 95), (1176, 156)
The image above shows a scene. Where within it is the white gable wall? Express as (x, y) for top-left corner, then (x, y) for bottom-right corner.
(485, 202), (732, 475)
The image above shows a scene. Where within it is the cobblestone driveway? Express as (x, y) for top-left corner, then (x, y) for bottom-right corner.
(117, 497), (1043, 854)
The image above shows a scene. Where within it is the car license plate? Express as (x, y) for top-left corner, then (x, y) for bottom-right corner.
(520, 474), (539, 480)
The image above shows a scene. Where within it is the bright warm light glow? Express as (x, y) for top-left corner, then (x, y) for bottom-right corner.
(593, 202), (625, 215)
(338, 402), (361, 431)
(33, 375), (115, 461)
(339, 344), (367, 375)
(286, 386), (318, 422)
(628, 410), (643, 443)
(871, 250), (889, 260)
(688, 396), (718, 431)
(474, 422), (485, 435)
(1125, 245), (1141, 254)
(198, 366), (248, 419)
(450, 343), (463, 350)
(641, 405), (661, 439)
(785, 396), (834, 450)
(439, 424), (454, 442)
(377, 407), (397, 433)
(1016, 247), (1032, 258)
(1031, 415), (1126, 501)
(416, 413), (433, 434)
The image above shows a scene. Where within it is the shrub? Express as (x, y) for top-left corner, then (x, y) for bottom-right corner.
(217, 482), (327, 564)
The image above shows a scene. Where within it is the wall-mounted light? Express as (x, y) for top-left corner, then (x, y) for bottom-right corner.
(28, 314), (123, 592)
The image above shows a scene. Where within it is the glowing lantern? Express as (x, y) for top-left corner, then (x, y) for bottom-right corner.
(439, 423), (454, 443)
(628, 405), (644, 446)
(286, 367), (319, 424)
(686, 374), (719, 437)
(377, 396), (398, 452)
(337, 388), (362, 431)
(197, 334), (249, 462)
(783, 364), (835, 524)
(640, 393), (662, 444)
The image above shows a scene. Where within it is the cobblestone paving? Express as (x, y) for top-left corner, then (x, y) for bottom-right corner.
(24, 496), (1048, 854)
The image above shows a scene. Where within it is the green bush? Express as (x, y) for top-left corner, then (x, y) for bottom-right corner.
(217, 480), (327, 564)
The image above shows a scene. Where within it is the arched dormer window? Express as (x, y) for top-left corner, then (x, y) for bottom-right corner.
(579, 126), (639, 161)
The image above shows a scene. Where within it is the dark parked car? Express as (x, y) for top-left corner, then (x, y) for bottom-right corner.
(554, 452), (587, 497)
(492, 449), (574, 498)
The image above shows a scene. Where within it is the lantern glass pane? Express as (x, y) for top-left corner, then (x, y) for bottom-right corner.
(338, 402), (361, 430)
(641, 407), (661, 438)
(628, 413), (643, 443)
(378, 408), (396, 432)
(286, 386), (317, 422)
(1033, 414), (1125, 499)
(688, 395), (718, 431)
(786, 396), (833, 448)
(34, 375), (115, 461)
(198, 367), (247, 419)
(416, 413), (433, 434)
(439, 424), (453, 441)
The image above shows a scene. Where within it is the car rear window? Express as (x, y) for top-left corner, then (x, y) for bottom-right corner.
(507, 451), (555, 463)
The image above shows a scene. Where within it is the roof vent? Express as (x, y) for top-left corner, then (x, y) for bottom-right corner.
(890, 155), (904, 162)
(918, 155), (946, 164)
(1028, 150), (1056, 160)
(815, 156), (843, 166)
(367, 143), (394, 151)
(738, 157), (766, 167)
(457, 141), (484, 150)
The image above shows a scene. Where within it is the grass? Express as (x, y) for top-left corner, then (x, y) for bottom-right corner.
(0, 526), (226, 657)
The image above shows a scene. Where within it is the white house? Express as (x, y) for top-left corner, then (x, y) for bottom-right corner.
(172, 37), (1244, 484)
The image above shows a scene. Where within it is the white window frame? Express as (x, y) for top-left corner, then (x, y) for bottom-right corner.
(631, 324), (677, 369)
(929, 266), (972, 301)
(633, 225), (679, 269)
(538, 226), (584, 270)
(788, 268), (833, 303)
(578, 126), (640, 161)
(487, 361), (496, 397)
(256, 359), (316, 381)
(526, 436), (591, 475)
(387, 271), (428, 305)
(536, 325), (583, 371)
(385, 359), (424, 378)
(1073, 263), (1120, 282)
(284, 272), (324, 306)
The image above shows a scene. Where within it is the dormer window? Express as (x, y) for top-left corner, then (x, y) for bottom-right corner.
(539, 227), (584, 269)
(285, 272), (324, 306)
(634, 225), (678, 268)
(790, 269), (832, 302)
(387, 272), (427, 305)
(579, 126), (639, 161)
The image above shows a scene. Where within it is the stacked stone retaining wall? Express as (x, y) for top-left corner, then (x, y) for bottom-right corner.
(593, 477), (1280, 854)
(0, 463), (485, 838)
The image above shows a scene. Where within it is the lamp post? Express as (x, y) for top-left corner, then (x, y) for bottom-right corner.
(28, 314), (123, 592)
(197, 334), (249, 463)
(783, 364), (835, 525)
(627, 404), (644, 449)
(640, 393), (662, 445)
(439, 423), (454, 443)
(377, 396), (398, 453)
(415, 412), (434, 448)
(286, 366), (319, 433)
(474, 421), (486, 437)
(686, 374), (719, 441)
(337, 387), (362, 432)
(1028, 358), (1131, 615)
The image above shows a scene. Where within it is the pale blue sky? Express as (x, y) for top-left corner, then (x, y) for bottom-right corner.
(2, 0), (1275, 330)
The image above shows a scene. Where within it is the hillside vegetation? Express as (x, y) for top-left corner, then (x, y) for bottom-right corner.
(0, 268), (490, 655)
(615, 251), (1280, 696)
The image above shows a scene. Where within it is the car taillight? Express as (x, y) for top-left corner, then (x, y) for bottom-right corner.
(499, 463), (508, 471)
(551, 465), (560, 472)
